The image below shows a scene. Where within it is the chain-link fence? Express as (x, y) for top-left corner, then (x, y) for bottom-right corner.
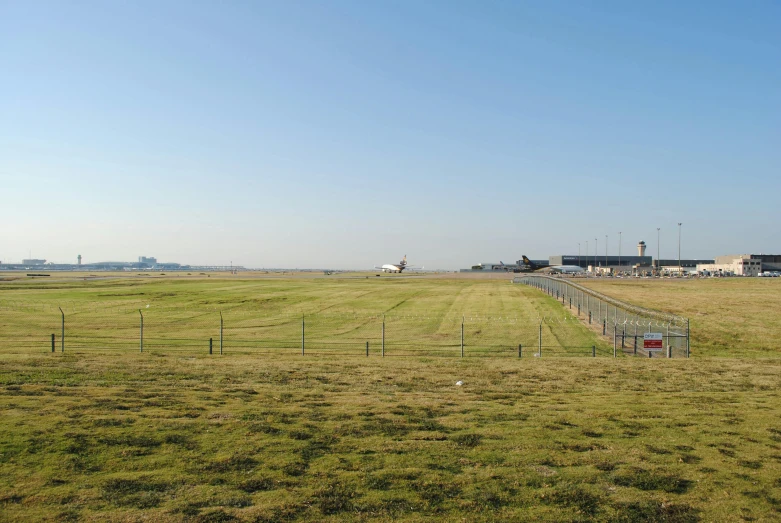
(513, 275), (690, 358)
(0, 301), (618, 357)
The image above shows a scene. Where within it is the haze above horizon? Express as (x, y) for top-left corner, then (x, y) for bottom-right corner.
(1, 0), (779, 269)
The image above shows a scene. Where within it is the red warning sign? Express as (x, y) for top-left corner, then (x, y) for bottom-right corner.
(644, 333), (663, 350)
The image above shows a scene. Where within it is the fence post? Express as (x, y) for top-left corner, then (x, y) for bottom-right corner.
(588, 311), (592, 324)
(538, 321), (542, 357)
(58, 307), (64, 352)
(621, 324), (625, 349)
(219, 312), (223, 355)
(592, 345), (596, 357)
(666, 322), (670, 358)
(209, 338), (213, 355)
(460, 316), (464, 358)
(686, 318), (690, 358)
(518, 344), (522, 358)
(613, 327), (617, 357)
(382, 315), (385, 358)
(602, 319), (606, 336)
(366, 341), (369, 357)
(301, 315), (305, 356)
(139, 309), (144, 353)
(51, 333), (55, 353)
(569, 297), (572, 309)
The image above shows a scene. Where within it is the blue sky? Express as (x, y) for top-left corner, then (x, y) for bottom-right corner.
(1, 0), (779, 269)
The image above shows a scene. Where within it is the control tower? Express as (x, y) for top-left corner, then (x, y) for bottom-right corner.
(77, 255), (82, 266)
(637, 241), (646, 257)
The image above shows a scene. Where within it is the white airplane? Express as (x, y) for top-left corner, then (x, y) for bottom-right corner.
(375, 255), (423, 273)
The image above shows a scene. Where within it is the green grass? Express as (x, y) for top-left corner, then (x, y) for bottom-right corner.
(0, 274), (608, 356)
(579, 278), (781, 357)
(2, 273), (780, 521)
(1, 353), (780, 521)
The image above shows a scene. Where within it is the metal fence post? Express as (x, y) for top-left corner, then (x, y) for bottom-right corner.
(588, 311), (592, 324)
(209, 338), (213, 355)
(139, 309), (144, 353)
(301, 315), (305, 356)
(366, 341), (369, 357)
(460, 316), (464, 358)
(686, 318), (690, 358)
(592, 345), (596, 357)
(666, 322), (670, 358)
(538, 321), (542, 356)
(598, 300), (601, 322)
(602, 319), (606, 336)
(382, 315), (385, 358)
(518, 343), (522, 358)
(51, 333), (55, 353)
(58, 307), (64, 353)
(613, 327), (617, 357)
(219, 311), (223, 355)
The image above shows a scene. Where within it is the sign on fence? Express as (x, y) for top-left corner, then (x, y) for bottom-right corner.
(643, 332), (663, 350)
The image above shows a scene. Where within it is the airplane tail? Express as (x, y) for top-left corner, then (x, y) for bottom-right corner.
(521, 255), (538, 269)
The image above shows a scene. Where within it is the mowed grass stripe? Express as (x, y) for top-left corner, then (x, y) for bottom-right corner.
(1, 276), (610, 354)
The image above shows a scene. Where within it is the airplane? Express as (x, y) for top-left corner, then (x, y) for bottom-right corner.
(375, 255), (423, 273)
(521, 255), (586, 274)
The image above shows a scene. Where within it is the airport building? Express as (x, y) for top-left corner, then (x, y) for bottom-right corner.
(461, 260), (549, 272)
(696, 254), (781, 277)
(715, 254), (781, 272)
(697, 255), (762, 277)
(549, 255), (653, 269)
(551, 240), (713, 271)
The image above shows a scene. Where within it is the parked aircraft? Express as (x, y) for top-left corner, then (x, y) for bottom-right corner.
(375, 255), (423, 273)
(521, 255), (585, 274)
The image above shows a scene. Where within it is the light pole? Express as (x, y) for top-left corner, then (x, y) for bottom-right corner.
(595, 238), (598, 268)
(656, 228), (660, 274)
(585, 241), (588, 269)
(618, 231), (622, 270)
(678, 223), (682, 273)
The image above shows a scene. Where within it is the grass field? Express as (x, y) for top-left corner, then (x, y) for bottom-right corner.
(579, 278), (781, 357)
(2, 353), (780, 522)
(0, 273), (607, 356)
(2, 273), (780, 521)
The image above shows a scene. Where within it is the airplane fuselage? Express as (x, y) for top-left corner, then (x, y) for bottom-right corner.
(381, 264), (405, 273)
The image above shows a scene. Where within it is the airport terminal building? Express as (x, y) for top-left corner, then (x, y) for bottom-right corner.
(549, 255), (653, 269)
(549, 255), (714, 270)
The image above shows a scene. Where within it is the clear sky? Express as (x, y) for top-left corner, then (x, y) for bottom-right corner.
(1, 1), (779, 269)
